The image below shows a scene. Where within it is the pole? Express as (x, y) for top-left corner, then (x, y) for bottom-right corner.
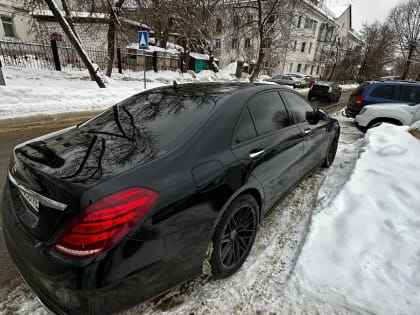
(143, 50), (146, 89)
(0, 59), (6, 86)
(117, 48), (122, 74)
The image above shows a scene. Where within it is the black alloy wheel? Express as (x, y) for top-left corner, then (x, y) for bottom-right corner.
(211, 194), (258, 279)
(323, 131), (340, 167)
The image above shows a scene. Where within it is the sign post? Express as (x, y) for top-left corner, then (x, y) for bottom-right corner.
(0, 59), (5, 86)
(138, 31), (149, 90)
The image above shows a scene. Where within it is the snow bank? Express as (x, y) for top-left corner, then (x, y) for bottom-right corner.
(295, 123), (420, 314)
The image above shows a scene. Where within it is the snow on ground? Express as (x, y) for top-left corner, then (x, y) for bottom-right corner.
(294, 122), (420, 314)
(0, 65), (357, 120)
(0, 63), (246, 120)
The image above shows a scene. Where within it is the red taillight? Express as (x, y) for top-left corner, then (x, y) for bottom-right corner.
(355, 95), (364, 107)
(328, 86), (332, 93)
(54, 187), (158, 258)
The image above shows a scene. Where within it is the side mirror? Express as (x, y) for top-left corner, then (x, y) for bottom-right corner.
(306, 111), (319, 124)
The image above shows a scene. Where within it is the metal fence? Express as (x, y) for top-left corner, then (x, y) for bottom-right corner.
(0, 40), (181, 73)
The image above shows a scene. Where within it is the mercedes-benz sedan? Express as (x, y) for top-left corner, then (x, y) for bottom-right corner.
(2, 83), (340, 314)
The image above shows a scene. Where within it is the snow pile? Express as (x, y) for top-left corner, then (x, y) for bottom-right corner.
(339, 83), (359, 89)
(294, 123), (420, 314)
(409, 120), (420, 139)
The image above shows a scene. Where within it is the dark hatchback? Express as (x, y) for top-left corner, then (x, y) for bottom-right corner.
(308, 81), (341, 102)
(2, 83), (340, 315)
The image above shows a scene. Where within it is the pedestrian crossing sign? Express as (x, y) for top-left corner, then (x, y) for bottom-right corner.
(138, 31), (149, 50)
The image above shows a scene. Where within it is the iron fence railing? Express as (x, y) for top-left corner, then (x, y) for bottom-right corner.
(0, 40), (181, 74)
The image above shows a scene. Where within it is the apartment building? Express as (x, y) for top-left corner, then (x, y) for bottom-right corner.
(214, 0), (362, 78)
(0, 0), (35, 41)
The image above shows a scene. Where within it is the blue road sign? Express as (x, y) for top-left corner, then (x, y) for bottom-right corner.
(138, 31), (149, 50)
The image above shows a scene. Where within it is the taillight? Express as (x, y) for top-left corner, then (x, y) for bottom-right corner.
(54, 187), (158, 258)
(355, 95), (364, 107)
(328, 86), (332, 93)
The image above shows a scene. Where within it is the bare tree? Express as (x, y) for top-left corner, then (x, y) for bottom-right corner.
(225, 0), (297, 82)
(44, 0), (106, 87)
(105, 0), (125, 77)
(356, 22), (395, 81)
(389, 0), (420, 80)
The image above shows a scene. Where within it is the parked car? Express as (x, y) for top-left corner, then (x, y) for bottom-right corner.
(2, 83), (340, 315)
(344, 81), (420, 118)
(265, 75), (304, 88)
(308, 81), (341, 102)
(354, 102), (420, 132)
(286, 73), (307, 87)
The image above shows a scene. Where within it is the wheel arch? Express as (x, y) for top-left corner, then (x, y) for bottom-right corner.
(367, 117), (403, 128)
(210, 179), (264, 239)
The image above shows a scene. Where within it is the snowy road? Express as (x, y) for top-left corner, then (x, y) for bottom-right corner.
(0, 110), (365, 315)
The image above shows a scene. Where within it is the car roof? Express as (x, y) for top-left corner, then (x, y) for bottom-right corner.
(144, 82), (287, 102)
(366, 80), (420, 86)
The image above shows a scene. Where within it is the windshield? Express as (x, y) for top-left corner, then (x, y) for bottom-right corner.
(79, 88), (215, 152)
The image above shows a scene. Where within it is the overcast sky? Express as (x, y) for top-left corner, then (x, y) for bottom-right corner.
(327, 0), (402, 31)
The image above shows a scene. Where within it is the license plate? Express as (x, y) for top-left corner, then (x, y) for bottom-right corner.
(20, 190), (40, 213)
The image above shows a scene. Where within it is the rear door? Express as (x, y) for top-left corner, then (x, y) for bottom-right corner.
(231, 90), (304, 214)
(281, 90), (330, 177)
(366, 84), (401, 105)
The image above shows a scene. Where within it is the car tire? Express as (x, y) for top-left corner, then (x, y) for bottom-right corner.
(323, 130), (340, 168)
(210, 194), (258, 279)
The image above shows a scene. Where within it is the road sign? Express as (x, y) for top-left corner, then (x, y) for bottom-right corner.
(138, 31), (149, 50)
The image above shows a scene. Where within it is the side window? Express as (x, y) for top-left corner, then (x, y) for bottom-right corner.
(400, 86), (420, 103)
(282, 91), (315, 123)
(391, 85), (400, 100)
(248, 92), (292, 135)
(235, 108), (257, 144)
(370, 85), (393, 99)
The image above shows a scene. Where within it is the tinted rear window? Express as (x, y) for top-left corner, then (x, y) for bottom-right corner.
(79, 89), (215, 151)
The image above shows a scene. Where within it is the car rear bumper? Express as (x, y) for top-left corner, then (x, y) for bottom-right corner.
(1, 180), (203, 315)
(343, 107), (359, 118)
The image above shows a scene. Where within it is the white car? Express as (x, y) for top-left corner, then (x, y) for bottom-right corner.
(355, 102), (420, 132)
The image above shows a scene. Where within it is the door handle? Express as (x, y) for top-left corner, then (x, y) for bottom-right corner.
(249, 149), (265, 159)
(304, 128), (312, 135)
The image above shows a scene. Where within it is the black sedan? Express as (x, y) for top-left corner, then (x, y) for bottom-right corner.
(1, 83), (340, 315)
(308, 81), (342, 102)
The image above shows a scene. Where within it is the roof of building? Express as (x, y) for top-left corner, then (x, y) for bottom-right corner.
(327, 4), (350, 18)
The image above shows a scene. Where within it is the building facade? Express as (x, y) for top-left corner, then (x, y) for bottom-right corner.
(0, 0), (35, 41)
(214, 0), (363, 78)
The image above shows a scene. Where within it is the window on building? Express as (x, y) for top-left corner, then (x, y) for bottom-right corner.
(233, 16), (240, 27)
(231, 38), (239, 49)
(313, 21), (318, 35)
(1, 16), (15, 37)
(293, 40), (297, 51)
(297, 64), (302, 72)
(297, 16), (302, 28)
(311, 65), (314, 75)
(309, 43), (313, 54)
(215, 39), (221, 49)
(301, 42), (306, 53)
(244, 38), (251, 48)
(304, 17), (310, 29)
(216, 19), (223, 33)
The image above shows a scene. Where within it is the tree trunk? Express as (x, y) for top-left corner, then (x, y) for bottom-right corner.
(44, 0), (106, 88)
(250, 48), (265, 82)
(106, 21), (116, 77)
(402, 44), (416, 80)
(60, 0), (79, 41)
(328, 63), (336, 81)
